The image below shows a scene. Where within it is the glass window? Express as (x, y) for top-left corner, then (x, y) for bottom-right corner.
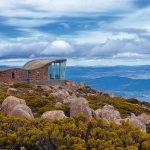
(48, 61), (66, 80)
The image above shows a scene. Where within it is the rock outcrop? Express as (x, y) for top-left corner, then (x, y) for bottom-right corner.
(52, 89), (70, 101)
(125, 113), (146, 132)
(90, 108), (97, 118)
(95, 109), (102, 117)
(55, 102), (63, 108)
(70, 97), (92, 119)
(63, 95), (77, 104)
(66, 81), (77, 87)
(1, 96), (26, 115)
(41, 85), (52, 92)
(9, 104), (34, 120)
(136, 113), (150, 125)
(7, 88), (18, 94)
(99, 105), (121, 125)
(79, 82), (86, 89)
(41, 110), (66, 120)
(95, 106), (148, 132)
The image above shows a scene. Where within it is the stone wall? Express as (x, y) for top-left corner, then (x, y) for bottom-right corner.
(0, 69), (26, 83)
(28, 65), (48, 81)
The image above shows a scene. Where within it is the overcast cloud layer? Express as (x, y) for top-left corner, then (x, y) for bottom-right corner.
(0, 0), (150, 66)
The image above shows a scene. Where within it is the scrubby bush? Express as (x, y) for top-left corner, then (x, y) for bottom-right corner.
(0, 113), (150, 150)
(10, 83), (33, 89)
(0, 91), (9, 103)
(0, 83), (150, 149)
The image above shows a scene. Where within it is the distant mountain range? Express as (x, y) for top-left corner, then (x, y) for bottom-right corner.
(89, 76), (150, 92)
(66, 66), (150, 101)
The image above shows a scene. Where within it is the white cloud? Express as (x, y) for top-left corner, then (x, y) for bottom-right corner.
(0, 0), (150, 66)
(41, 40), (74, 55)
(111, 6), (150, 31)
(0, 0), (133, 18)
(67, 30), (136, 44)
(112, 52), (146, 59)
(0, 36), (49, 58)
(3, 18), (55, 28)
(0, 36), (150, 60)
(0, 37), (75, 58)
(0, 35), (150, 66)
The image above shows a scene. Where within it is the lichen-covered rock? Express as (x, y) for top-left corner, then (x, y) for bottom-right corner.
(55, 102), (63, 108)
(137, 113), (150, 125)
(79, 82), (86, 88)
(28, 90), (34, 94)
(90, 108), (97, 118)
(41, 110), (66, 120)
(101, 93), (111, 97)
(95, 109), (102, 117)
(66, 81), (77, 87)
(1, 96), (26, 115)
(101, 105), (121, 125)
(125, 113), (146, 132)
(52, 89), (70, 100)
(70, 97), (92, 119)
(63, 95), (77, 104)
(7, 88), (18, 94)
(9, 104), (34, 120)
(41, 85), (52, 92)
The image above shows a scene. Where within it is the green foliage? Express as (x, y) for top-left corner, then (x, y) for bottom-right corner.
(55, 104), (70, 117)
(0, 83), (70, 117)
(146, 124), (150, 133)
(87, 95), (150, 118)
(0, 91), (9, 104)
(126, 98), (150, 108)
(0, 83), (150, 149)
(142, 140), (150, 150)
(0, 113), (149, 150)
(10, 83), (33, 89)
(20, 94), (56, 117)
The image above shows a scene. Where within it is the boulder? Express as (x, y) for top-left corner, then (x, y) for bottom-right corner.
(125, 113), (146, 132)
(79, 82), (86, 88)
(70, 97), (92, 119)
(63, 95), (77, 104)
(66, 81), (77, 87)
(41, 110), (65, 120)
(90, 108), (97, 118)
(41, 85), (52, 92)
(137, 113), (150, 125)
(101, 93), (110, 97)
(9, 104), (34, 120)
(52, 89), (70, 100)
(101, 105), (121, 125)
(1, 96), (26, 115)
(55, 102), (63, 108)
(95, 109), (102, 117)
(28, 90), (34, 94)
(7, 88), (18, 94)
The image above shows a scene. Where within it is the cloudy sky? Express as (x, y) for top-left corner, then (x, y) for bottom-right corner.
(0, 0), (150, 66)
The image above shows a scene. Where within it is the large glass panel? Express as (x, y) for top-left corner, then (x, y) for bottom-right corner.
(48, 61), (66, 80)
(55, 63), (60, 79)
(60, 61), (66, 79)
(49, 63), (55, 79)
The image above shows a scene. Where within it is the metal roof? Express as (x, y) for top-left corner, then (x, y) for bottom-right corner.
(22, 59), (66, 70)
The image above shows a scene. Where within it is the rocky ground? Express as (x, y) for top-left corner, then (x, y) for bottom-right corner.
(0, 81), (150, 133)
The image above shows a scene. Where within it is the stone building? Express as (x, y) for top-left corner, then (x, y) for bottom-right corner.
(0, 59), (67, 83)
